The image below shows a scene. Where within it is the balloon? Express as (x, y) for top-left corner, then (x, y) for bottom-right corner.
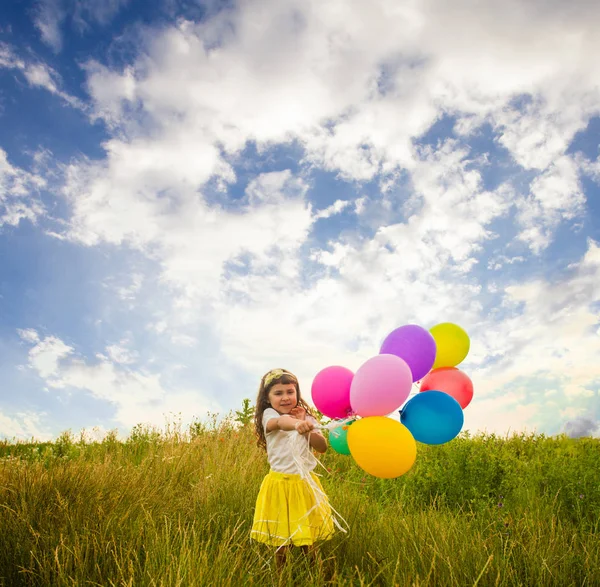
(350, 354), (412, 417)
(329, 421), (354, 455)
(379, 324), (436, 381)
(430, 323), (470, 368)
(420, 367), (474, 409)
(401, 391), (464, 445)
(311, 366), (354, 419)
(347, 416), (417, 478)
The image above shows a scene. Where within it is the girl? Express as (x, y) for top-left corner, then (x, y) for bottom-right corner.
(250, 368), (335, 565)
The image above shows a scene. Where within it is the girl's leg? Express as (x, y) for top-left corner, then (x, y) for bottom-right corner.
(275, 545), (291, 570)
(300, 544), (317, 562)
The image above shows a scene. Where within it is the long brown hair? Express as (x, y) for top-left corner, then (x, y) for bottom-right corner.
(254, 368), (315, 451)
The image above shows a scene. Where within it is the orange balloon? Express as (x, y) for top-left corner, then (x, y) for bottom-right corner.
(347, 416), (417, 479)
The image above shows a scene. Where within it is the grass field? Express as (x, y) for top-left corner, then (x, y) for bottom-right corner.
(1, 413), (599, 586)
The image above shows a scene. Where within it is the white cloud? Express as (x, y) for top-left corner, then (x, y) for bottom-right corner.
(106, 341), (138, 365)
(56, 359), (217, 429)
(0, 148), (47, 228)
(0, 42), (84, 108)
(578, 152), (600, 183)
(23, 333), (74, 379)
(560, 406), (586, 419)
(463, 393), (540, 436)
(115, 273), (144, 301)
(17, 328), (40, 344)
(19, 331), (218, 431)
(487, 255), (526, 271)
(493, 94), (597, 171)
(148, 320), (168, 334)
(33, 0), (65, 52)
(63, 161), (314, 295)
(314, 200), (351, 220)
(8, 0), (600, 437)
(516, 156), (585, 253)
(33, 0), (132, 52)
(22, 63), (61, 94)
(62, 0), (598, 292)
(210, 143), (515, 393)
(563, 383), (595, 399)
(219, 230), (600, 433)
(469, 239), (600, 419)
(71, 0), (132, 29)
(83, 61), (137, 127)
(170, 334), (197, 347)
(35, 0), (599, 183)
(0, 410), (51, 441)
(61, 0), (595, 308)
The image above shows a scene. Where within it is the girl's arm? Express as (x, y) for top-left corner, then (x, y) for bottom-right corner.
(265, 416), (327, 453)
(309, 431), (327, 453)
(266, 415), (311, 433)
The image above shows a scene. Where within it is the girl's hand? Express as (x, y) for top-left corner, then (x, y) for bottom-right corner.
(289, 406), (306, 420)
(295, 419), (315, 435)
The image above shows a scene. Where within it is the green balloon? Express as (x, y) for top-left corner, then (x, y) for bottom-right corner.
(329, 421), (354, 455)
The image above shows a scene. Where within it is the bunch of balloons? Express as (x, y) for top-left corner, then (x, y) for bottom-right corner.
(311, 323), (474, 479)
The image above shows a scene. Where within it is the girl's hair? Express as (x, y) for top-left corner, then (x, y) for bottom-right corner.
(254, 368), (315, 451)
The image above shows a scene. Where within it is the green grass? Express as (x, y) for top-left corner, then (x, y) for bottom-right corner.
(1, 417), (599, 586)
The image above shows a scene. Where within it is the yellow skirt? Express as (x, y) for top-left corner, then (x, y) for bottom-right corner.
(250, 470), (336, 547)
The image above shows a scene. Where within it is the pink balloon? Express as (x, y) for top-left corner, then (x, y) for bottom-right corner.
(311, 366), (354, 419)
(350, 354), (412, 417)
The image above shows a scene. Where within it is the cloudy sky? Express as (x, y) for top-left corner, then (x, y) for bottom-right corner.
(1, 0), (599, 441)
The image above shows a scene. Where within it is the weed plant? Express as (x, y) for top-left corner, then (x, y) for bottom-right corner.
(1, 412), (598, 586)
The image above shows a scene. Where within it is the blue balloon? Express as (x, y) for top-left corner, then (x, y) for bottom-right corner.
(400, 391), (463, 445)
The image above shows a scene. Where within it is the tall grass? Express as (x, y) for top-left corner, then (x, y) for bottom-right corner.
(1, 416), (598, 586)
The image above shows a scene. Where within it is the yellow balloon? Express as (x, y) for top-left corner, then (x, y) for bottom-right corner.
(347, 417), (417, 479)
(430, 322), (470, 369)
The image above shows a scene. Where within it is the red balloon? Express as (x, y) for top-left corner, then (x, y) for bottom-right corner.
(420, 367), (473, 409)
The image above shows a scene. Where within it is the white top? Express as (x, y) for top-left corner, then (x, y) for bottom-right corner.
(262, 407), (318, 474)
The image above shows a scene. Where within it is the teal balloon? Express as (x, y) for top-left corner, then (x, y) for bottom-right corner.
(329, 421), (353, 455)
(400, 391), (463, 445)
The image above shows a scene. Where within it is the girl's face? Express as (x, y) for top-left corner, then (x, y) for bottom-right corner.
(267, 383), (298, 414)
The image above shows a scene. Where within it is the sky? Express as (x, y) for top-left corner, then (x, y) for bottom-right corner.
(1, 0), (599, 442)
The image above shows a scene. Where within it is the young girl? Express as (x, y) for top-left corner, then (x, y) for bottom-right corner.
(250, 368), (335, 564)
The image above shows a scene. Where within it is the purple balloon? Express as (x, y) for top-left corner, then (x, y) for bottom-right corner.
(379, 325), (436, 382)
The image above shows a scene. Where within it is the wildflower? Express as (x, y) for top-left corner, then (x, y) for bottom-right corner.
(579, 494), (585, 499)
(498, 502), (503, 508)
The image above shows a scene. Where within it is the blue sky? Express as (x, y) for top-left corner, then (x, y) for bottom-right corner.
(1, 0), (599, 441)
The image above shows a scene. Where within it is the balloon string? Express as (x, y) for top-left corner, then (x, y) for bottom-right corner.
(399, 383), (421, 415)
(270, 426), (350, 553)
(314, 417), (356, 431)
(291, 430), (350, 531)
